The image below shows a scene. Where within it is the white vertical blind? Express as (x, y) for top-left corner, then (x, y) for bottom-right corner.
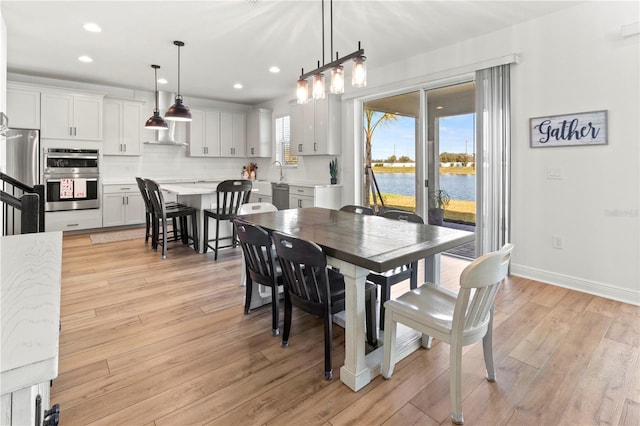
(475, 64), (511, 255)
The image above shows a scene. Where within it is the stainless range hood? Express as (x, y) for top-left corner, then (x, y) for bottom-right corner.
(144, 91), (188, 146)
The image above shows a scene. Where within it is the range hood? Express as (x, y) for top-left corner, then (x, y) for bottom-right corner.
(144, 91), (188, 146)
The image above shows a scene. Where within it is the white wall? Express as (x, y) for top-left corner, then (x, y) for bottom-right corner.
(1, 10), (7, 175)
(322, 1), (638, 303)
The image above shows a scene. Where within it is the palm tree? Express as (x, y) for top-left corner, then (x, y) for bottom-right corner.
(364, 109), (397, 206)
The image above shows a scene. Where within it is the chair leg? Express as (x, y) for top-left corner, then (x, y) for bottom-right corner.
(324, 313), (333, 380)
(203, 214), (209, 253)
(483, 309), (496, 382)
(450, 341), (464, 424)
(271, 284), (280, 336)
(214, 218), (221, 260)
(365, 284), (377, 348)
(191, 212), (199, 252)
(244, 276), (253, 315)
(151, 217), (158, 250)
(379, 283), (391, 330)
(145, 213), (150, 243)
(162, 218), (168, 259)
(172, 217), (178, 241)
(409, 261), (418, 290)
(381, 311), (397, 379)
(281, 292), (292, 348)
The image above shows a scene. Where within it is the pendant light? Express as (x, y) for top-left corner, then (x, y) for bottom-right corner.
(296, 69), (310, 104)
(165, 40), (192, 122)
(144, 65), (168, 130)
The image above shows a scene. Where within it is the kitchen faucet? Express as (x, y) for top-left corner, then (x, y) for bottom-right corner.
(272, 160), (284, 182)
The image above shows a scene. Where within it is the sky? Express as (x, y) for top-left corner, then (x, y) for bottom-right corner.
(369, 112), (475, 161)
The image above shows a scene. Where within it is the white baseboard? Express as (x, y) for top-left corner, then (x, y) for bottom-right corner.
(510, 263), (640, 306)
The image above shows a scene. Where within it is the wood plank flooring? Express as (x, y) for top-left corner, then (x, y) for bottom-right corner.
(51, 230), (640, 425)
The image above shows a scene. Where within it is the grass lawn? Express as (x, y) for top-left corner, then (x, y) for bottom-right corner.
(372, 166), (476, 175)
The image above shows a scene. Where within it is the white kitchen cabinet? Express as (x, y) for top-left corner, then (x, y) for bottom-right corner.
(103, 98), (144, 156)
(290, 95), (341, 156)
(188, 108), (220, 157)
(102, 184), (146, 227)
(6, 83), (41, 129)
(288, 184), (342, 209)
(220, 111), (246, 157)
(41, 90), (104, 140)
(45, 209), (103, 232)
(246, 108), (272, 157)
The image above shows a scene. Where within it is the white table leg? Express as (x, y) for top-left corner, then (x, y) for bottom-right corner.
(329, 257), (376, 391)
(423, 253), (441, 284)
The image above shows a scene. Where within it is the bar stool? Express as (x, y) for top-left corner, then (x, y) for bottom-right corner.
(145, 179), (199, 259)
(136, 177), (184, 243)
(203, 179), (252, 260)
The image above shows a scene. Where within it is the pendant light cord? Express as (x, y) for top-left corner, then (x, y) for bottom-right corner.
(177, 44), (181, 98)
(154, 67), (159, 112)
(321, 0), (325, 66)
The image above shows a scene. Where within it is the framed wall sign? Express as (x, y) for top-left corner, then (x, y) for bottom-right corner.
(530, 110), (607, 148)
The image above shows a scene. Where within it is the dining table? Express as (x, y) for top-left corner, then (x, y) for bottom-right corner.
(239, 207), (475, 392)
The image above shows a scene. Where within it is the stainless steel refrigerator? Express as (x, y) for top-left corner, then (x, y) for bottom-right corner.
(5, 128), (40, 185)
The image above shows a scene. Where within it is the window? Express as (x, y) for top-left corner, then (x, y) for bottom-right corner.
(275, 115), (297, 166)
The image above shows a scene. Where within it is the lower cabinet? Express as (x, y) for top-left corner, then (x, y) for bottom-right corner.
(288, 185), (342, 209)
(45, 209), (102, 232)
(254, 194), (273, 204)
(102, 185), (146, 227)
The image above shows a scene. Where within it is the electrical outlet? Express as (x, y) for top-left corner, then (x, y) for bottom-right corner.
(546, 167), (563, 180)
(552, 235), (564, 249)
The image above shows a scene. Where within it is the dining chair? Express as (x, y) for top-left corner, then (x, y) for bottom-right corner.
(203, 179), (253, 260)
(339, 204), (374, 215)
(272, 231), (378, 380)
(136, 177), (184, 244)
(237, 202), (278, 288)
(145, 179), (199, 259)
(381, 243), (514, 425)
(233, 217), (283, 336)
(367, 210), (423, 329)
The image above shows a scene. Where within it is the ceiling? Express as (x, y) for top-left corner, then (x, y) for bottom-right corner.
(2, 1), (578, 106)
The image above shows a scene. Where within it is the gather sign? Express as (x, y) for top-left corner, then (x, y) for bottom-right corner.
(530, 110), (607, 148)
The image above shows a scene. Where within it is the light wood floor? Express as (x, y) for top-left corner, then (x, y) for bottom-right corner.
(52, 230), (640, 425)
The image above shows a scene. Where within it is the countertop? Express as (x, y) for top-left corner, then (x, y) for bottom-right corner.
(103, 178), (342, 189)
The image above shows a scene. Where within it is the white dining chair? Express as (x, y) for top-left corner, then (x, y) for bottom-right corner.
(237, 202), (278, 288)
(381, 243), (514, 425)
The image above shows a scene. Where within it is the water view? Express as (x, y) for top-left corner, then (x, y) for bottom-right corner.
(375, 172), (476, 201)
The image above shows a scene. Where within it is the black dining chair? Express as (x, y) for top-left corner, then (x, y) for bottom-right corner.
(136, 177), (185, 244)
(233, 217), (283, 336)
(339, 204), (374, 215)
(203, 179), (253, 260)
(368, 210), (423, 329)
(272, 231), (378, 380)
(145, 179), (199, 259)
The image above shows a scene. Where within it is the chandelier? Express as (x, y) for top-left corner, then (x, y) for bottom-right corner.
(296, 0), (366, 104)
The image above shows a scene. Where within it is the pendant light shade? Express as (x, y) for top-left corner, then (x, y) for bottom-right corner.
(165, 40), (192, 122)
(145, 65), (168, 130)
(296, 74), (310, 104)
(352, 54), (367, 88)
(330, 64), (344, 94)
(312, 72), (325, 100)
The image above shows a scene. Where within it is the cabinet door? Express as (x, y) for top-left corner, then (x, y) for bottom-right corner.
(122, 101), (142, 155)
(232, 112), (246, 157)
(74, 95), (103, 140)
(103, 99), (123, 155)
(290, 102), (304, 154)
(289, 195), (314, 209)
(247, 109), (272, 157)
(41, 92), (74, 138)
(219, 111), (234, 156)
(125, 192), (146, 225)
(205, 110), (221, 156)
(103, 193), (125, 227)
(188, 109), (207, 157)
(7, 87), (41, 129)
(302, 101), (315, 154)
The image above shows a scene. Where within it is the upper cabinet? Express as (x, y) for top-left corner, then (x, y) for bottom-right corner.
(246, 108), (272, 158)
(103, 97), (145, 156)
(6, 83), (41, 129)
(220, 111), (246, 157)
(290, 95), (341, 156)
(41, 90), (104, 140)
(188, 108), (221, 157)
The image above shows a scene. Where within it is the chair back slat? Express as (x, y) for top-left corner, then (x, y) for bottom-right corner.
(238, 202), (277, 215)
(380, 210), (424, 223)
(453, 243), (514, 333)
(136, 177), (153, 212)
(144, 179), (167, 218)
(340, 205), (374, 215)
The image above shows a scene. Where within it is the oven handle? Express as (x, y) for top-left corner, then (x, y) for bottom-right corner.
(45, 178), (98, 183)
(45, 154), (98, 160)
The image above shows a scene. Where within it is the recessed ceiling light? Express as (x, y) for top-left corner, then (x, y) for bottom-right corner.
(157, 78), (168, 85)
(78, 55), (93, 63)
(83, 22), (102, 33)
(436, 105), (444, 110)
(269, 66), (280, 74)
(233, 83), (243, 89)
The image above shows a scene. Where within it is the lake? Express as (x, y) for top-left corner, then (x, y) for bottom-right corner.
(374, 173), (476, 201)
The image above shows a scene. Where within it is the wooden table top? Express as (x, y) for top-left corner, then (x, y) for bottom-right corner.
(239, 207), (475, 273)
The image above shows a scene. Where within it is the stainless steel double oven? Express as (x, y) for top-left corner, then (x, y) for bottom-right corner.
(43, 148), (100, 211)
